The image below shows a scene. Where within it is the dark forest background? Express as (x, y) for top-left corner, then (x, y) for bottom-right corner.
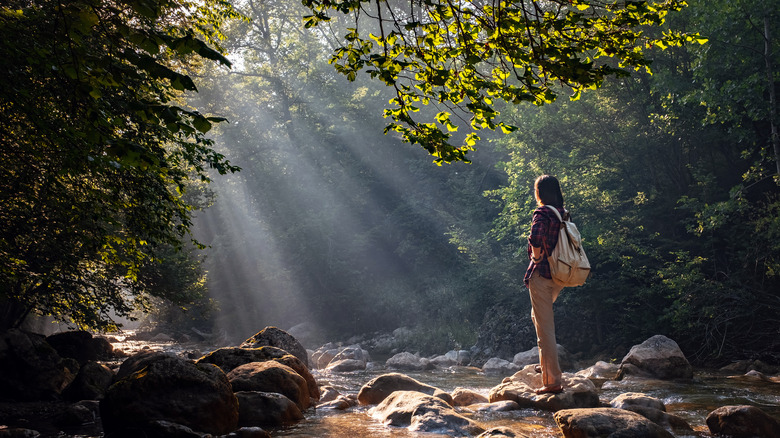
(189, 0), (780, 365)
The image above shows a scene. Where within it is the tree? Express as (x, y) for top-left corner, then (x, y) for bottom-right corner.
(301, 0), (701, 163)
(0, 0), (240, 330)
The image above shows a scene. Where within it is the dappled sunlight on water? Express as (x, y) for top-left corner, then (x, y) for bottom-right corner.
(267, 367), (780, 437)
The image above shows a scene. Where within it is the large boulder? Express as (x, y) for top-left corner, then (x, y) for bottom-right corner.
(227, 361), (310, 411)
(235, 391), (303, 427)
(706, 405), (780, 438)
(554, 408), (674, 438)
(488, 365), (599, 411)
(576, 361), (621, 381)
(240, 327), (308, 368)
(311, 343), (341, 369)
(196, 346), (319, 400)
(617, 335), (693, 380)
(358, 373), (453, 406)
(45, 331), (115, 365)
(370, 391), (484, 436)
(100, 352), (238, 437)
(63, 361), (115, 401)
(0, 329), (79, 401)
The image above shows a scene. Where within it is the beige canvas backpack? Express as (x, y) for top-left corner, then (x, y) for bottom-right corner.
(545, 205), (591, 287)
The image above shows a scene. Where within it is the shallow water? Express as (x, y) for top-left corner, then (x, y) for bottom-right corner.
(271, 366), (780, 438)
(105, 336), (780, 437)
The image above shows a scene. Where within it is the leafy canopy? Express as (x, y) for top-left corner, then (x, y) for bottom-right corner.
(0, 0), (240, 330)
(302, 0), (702, 163)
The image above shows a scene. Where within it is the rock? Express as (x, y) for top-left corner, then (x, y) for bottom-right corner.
(431, 350), (471, 367)
(235, 391), (303, 426)
(488, 364), (599, 411)
(357, 372), (453, 406)
(482, 357), (521, 376)
(386, 352), (434, 371)
(222, 427), (271, 438)
(317, 395), (359, 410)
(240, 327), (308, 368)
(45, 331), (115, 365)
(196, 346), (319, 400)
(617, 335), (693, 380)
(311, 343), (340, 369)
(326, 358), (367, 372)
(0, 427), (41, 438)
(576, 361), (620, 381)
(227, 361), (310, 410)
(706, 405), (780, 438)
(610, 392), (666, 412)
(513, 345), (575, 371)
(469, 400), (521, 412)
(477, 426), (521, 437)
(55, 400), (100, 428)
(451, 387), (489, 406)
(331, 345), (370, 363)
(370, 391), (484, 436)
(319, 386), (340, 403)
(0, 329), (79, 401)
(144, 420), (205, 437)
(610, 393), (694, 433)
(63, 361), (114, 401)
(100, 352), (238, 436)
(148, 333), (174, 343)
(555, 408), (675, 438)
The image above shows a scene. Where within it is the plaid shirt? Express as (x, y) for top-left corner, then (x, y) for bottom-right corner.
(523, 205), (565, 286)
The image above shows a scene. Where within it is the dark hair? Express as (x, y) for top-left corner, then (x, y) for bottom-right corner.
(534, 175), (564, 208)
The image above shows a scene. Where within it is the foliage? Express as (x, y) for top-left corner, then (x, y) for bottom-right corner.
(0, 0), (239, 330)
(301, 0), (702, 163)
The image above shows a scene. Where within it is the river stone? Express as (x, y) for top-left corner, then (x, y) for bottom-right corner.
(576, 361), (621, 381)
(0, 329), (79, 401)
(196, 346), (319, 400)
(482, 357), (521, 376)
(386, 352), (434, 371)
(477, 426), (522, 437)
(319, 385), (340, 403)
(617, 335), (693, 380)
(100, 352), (238, 436)
(555, 408), (675, 438)
(452, 387), (489, 406)
(326, 358), (367, 372)
(240, 326), (309, 368)
(0, 428), (42, 438)
(45, 331), (115, 366)
(317, 394), (359, 410)
(488, 364), (599, 411)
(235, 391), (303, 426)
(706, 405), (780, 438)
(63, 360), (114, 401)
(512, 345), (575, 371)
(470, 400), (521, 412)
(223, 427), (271, 438)
(227, 361), (310, 410)
(357, 372), (453, 405)
(371, 391), (484, 436)
(311, 343), (340, 369)
(610, 393), (666, 412)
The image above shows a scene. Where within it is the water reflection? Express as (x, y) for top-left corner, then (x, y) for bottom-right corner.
(269, 367), (780, 437)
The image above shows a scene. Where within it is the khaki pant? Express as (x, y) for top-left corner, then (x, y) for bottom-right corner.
(528, 271), (564, 387)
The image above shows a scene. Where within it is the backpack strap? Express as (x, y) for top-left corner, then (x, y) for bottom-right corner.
(544, 205), (565, 222)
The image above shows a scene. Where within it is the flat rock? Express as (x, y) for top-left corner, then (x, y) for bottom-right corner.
(706, 405), (780, 438)
(555, 408), (674, 438)
(357, 372), (452, 405)
(488, 365), (599, 411)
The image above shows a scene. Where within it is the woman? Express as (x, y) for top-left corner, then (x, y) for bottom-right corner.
(524, 174), (566, 394)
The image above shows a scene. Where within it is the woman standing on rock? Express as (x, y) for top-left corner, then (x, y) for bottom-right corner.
(524, 175), (566, 394)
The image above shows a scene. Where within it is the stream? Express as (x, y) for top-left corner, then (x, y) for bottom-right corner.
(265, 366), (780, 437)
(112, 337), (780, 437)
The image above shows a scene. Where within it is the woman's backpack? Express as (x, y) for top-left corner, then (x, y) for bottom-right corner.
(545, 206), (590, 287)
